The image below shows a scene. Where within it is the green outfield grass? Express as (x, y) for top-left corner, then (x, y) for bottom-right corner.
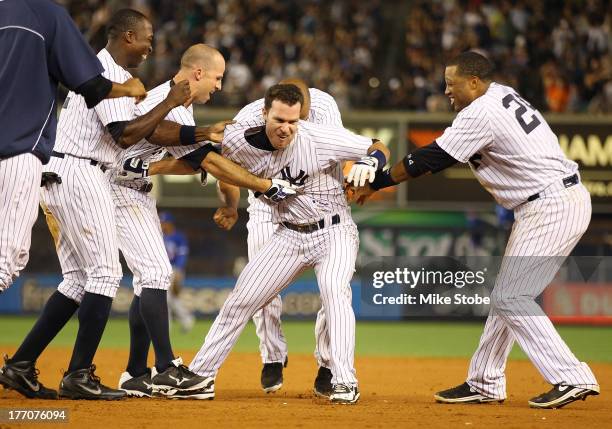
(0, 316), (610, 362)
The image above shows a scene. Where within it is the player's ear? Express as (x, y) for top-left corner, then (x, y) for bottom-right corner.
(194, 67), (203, 81)
(124, 30), (136, 44)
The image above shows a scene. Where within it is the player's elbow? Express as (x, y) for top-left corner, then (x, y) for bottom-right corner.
(115, 137), (132, 149)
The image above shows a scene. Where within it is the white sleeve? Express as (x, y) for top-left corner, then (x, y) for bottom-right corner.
(436, 105), (493, 163)
(312, 125), (373, 167)
(94, 68), (135, 126)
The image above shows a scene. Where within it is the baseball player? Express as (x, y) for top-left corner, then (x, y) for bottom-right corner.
(188, 84), (390, 404)
(0, 10), (229, 401)
(110, 44), (296, 399)
(160, 212), (195, 332)
(0, 0), (146, 297)
(213, 79), (344, 396)
(348, 51), (600, 409)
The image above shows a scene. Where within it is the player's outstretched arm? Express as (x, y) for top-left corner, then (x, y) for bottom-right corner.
(347, 141), (458, 205)
(346, 139), (391, 187)
(108, 78), (147, 100)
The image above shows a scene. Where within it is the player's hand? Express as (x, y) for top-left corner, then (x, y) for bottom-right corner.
(116, 157), (149, 181)
(0, 284), (7, 294)
(261, 179), (297, 203)
(200, 170), (209, 187)
(121, 78), (147, 102)
(196, 120), (235, 143)
(345, 182), (376, 206)
(346, 155), (379, 187)
(165, 80), (191, 108)
(213, 207), (239, 231)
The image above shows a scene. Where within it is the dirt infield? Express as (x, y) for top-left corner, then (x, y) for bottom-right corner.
(0, 347), (609, 429)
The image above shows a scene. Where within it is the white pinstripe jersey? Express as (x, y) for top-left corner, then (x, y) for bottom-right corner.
(222, 120), (371, 224)
(54, 49), (134, 164)
(234, 89), (344, 221)
(436, 82), (578, 209)
(117, 80), (202, 169)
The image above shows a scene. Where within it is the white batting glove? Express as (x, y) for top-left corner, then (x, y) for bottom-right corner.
(347, 155), (378, 187)
(116, 157), (149, 182)
(0, 283), (8, 294)
(260, 179), (298, 203)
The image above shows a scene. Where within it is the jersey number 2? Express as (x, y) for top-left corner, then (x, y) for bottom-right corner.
(502, 93), (541, 134)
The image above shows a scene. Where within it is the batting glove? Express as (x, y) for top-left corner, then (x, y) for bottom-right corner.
(116, 157), (150, 181)
(261, 179), (297, 203)
(347, 155), (379, 187)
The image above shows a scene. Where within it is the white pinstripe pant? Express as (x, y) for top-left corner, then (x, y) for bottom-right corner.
(247, 216), (331, 367)
(41, 156), (122, 303)
(467, 184), (598, 398)
(0, 154), (42, 290)
(109, 183), (172, 296)
(190, 220), (359, 385)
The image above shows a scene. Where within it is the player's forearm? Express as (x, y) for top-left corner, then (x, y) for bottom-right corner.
(146, 122), (222, 148)
(202, 153), (271, 193)
(218, 181), (241, 209)
(118, 101), (176, 148)
(149, 158), (195, 176)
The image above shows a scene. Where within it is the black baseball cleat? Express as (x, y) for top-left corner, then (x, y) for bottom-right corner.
(118, 369), (153, 398)
(167, 379), (215, 400)
(528, 384), (600, 409)
(59, 365), (126, 400)
(330, 383), (360, 404)
(434, 382), (504, 404)
(313, 366), (333, 398)
(261, 357), (287, 393)
(0, 355), (57, 399)
(151, 357), (213, 397)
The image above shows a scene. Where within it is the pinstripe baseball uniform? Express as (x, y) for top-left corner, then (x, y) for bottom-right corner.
(436, 82), (598, 398)
(107, 80), (202, 297)
(233, 89), (343, 367)
(190, 121), (372, 386)
(41, 48), (134, 303)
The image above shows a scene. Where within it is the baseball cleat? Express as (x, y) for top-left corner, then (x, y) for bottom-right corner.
(528, 384), (600, 409)
(0, 354), (57, 399)
(59, 365), (126, 400)
(167, 380), (215, 400)
(313, 366), (333, 398)
(151, 357), (212, 396)
(330, 384), (360, 404)
(261, 357), (287, 393)
(118, 369), (153, 398)
(434, 382), (504, 404)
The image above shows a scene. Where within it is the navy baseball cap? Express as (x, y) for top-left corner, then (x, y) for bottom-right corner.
(159, 212), (175, 223)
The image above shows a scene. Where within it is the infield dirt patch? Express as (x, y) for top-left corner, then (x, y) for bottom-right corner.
(0, 347), (609, 428)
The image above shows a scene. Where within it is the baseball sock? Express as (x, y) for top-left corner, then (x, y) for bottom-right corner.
(67, 292), (112, 373)
(11, 291), (78, 363)
(126, 295), (151, 377)
(139, 289), (175, 372)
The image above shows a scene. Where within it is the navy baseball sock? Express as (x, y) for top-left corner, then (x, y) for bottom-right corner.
(11, 291), (78, 363)
(67, 292), (112, 373)
(126, 296), (151, 377)
(139, 289), (175, 372)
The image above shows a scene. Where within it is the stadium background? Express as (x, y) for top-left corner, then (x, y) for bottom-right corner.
(1, 0), (611, 427)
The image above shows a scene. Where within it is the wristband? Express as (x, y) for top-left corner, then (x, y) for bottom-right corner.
(370, 169), (397, 190)
(180, 125), (197, 146)
(370, 150), (386, 170)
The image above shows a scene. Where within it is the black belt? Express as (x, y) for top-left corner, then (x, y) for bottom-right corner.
(282, 214), (340, 233)
(527, 174), (579, 202)
(52, 151), (108, 172)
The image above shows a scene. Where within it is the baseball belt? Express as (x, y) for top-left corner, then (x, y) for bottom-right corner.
(281, 214), (340, 233)
(527, 173), (579, 202)
(51, 151), (108, 172)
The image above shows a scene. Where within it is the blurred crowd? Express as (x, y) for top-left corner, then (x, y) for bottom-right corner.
(62, 0), (611, 113)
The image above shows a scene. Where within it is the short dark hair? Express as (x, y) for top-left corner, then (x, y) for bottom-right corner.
(107, 9), (149, 39)
(447, 51), (494, 81)
(264, 84), (304, 110)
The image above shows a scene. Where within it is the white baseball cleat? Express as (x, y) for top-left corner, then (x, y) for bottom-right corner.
(330, 383), (360, 404)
